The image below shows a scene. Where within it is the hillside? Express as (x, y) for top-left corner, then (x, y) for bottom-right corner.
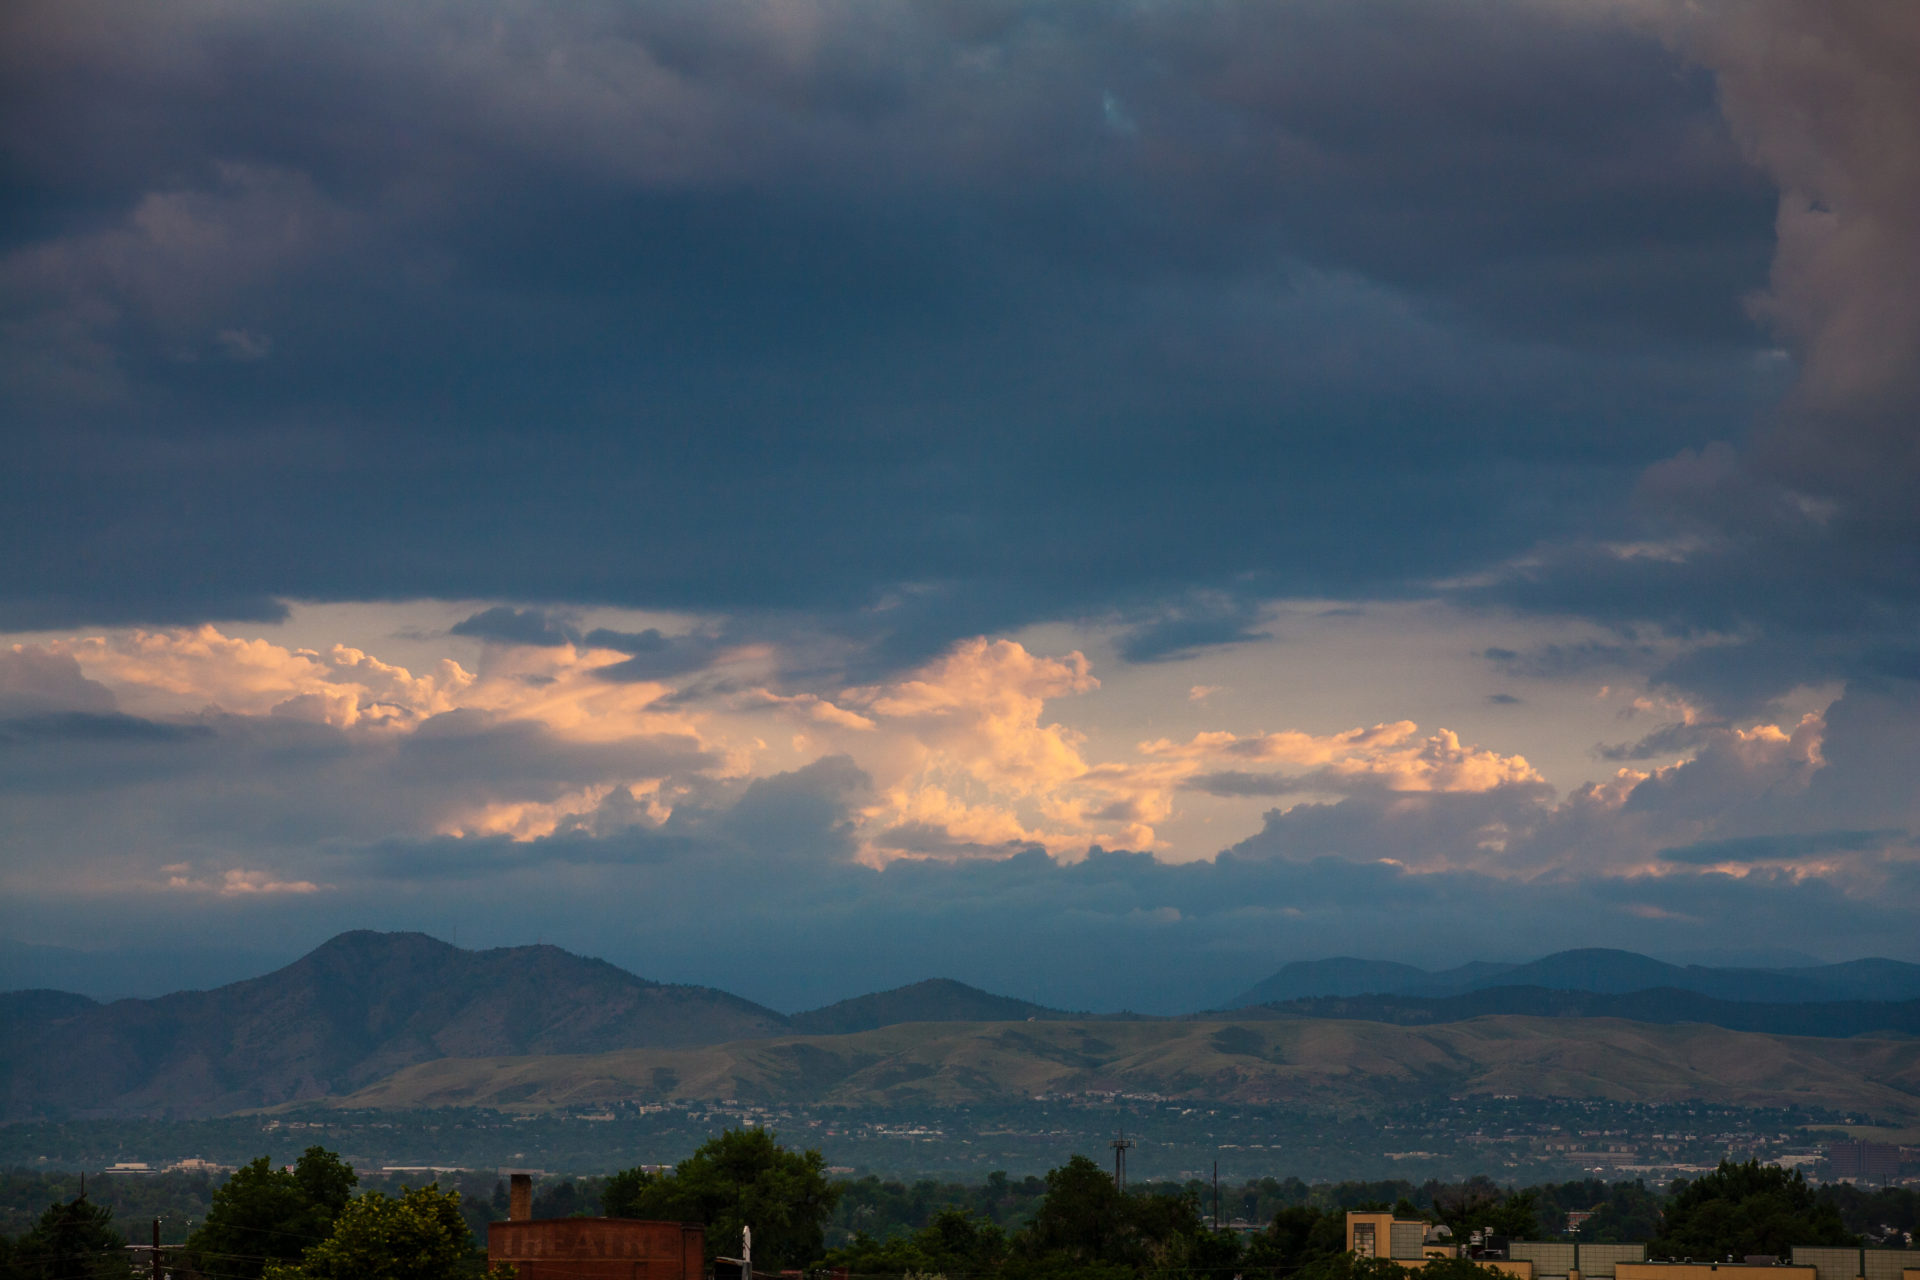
(1229, 949), (1920, 1007)
(788, 978), (1068, 1035)
(0, 931), (786, 1119)
(1234, 986), (1920, 1037)
(325, 1015), (1920, 1120)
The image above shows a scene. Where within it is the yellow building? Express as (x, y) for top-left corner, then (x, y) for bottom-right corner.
(1617, 1266), (1814, 1280)
(1344, 1212), (1533, 1279)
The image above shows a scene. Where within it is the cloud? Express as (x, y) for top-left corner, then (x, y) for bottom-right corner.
(1113, 596), (1271, 663)
(3, 634), (1916, 1009)
(1463, 1), (1920, 712)
(1156, 722), (1545, 797)
(451, 607), (577, 647)
(0, 647), (116, 716)
(2, 0), (1918, 1007)
(166, 867), (321, 896)
(1659, 828), (1906, 865)
(0, 0), (1781, 650)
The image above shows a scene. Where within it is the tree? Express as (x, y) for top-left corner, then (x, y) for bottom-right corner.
(1009, 1155), (1237, 1278)
(602, 1129), (840, 1271)
(262, 1184), (495, 1280)
(1576, 1183), (1664, 1244)
(188, 1149), (359, 1280)
(599, 1169), (653, 1220)
(1247, 1204), (1346, 1271)
(1433, 1183), (1538, 1243)
(2, 1193), (134, 1280)
(530, 1183), (582, 1221)
(1651, 1160), (1855, 1261)
(1294, 1253), (1419, 1280)
(824, 1207), (1010, 1277)
(1021, 1156), (1129, 1266)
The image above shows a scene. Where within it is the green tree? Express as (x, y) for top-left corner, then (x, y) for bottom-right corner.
(599, 1169), (653, 1220)
(2, 1193), (134, 1280)
(1651, 1160), (1855, 1261)
(1009, 1155), (1236, 1278)
(603, 1129), (839, 1271)
(1433, 1184), (1538, 1243)
(1294, 1253), (1418, 1280)
(1021, 1156), (1129, 1266)
(1247, 1204), (1346, 1271)
(1814, 1182), (1920, 1244)
(1576, 1183), (1665, 1244)
(188, 1149), (358, 1280)
(824, 1207), (1010, 1276)
(263, 1184), (494, 1280)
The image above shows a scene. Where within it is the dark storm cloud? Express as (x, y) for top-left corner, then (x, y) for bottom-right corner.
(0, 0), (1783, 661)
(1461, 4), (1920, 713)
(1113, 596), (1271, 664)
(589, 629), (736, 682)
(1596, 718), (1724, 762)
(0, 711), (212, 746)
(1659, 829), (1905, 865)
(445, 608), (735, 680)
(450, 607), (577, 647)
(1482, 640), (1660, 679)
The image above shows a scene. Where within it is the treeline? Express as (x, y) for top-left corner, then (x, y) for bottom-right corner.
(0, 1149), (496, 1280)
(813, 1160), (1869, 1279)
(3, 1137), (1917, 1280)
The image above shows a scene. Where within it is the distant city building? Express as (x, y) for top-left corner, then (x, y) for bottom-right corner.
(1825, 1141), (1900, 1184)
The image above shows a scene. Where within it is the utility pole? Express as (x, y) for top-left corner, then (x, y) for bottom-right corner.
(152, 1219), (162, 1280)
(1213, 1161), (1220, 1231)
(1110, 1126), (1134, 1191)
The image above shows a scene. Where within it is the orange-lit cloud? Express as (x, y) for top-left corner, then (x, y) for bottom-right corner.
(165, 866), (322, 896)
(24, 621), (1836, 881)
(1143, 721), (1544, 794)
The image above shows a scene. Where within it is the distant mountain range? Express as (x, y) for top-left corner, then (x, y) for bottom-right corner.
(1236, 986), (1920, 1037)
(787, 978), (1068, 1036)
(1227, 948), (1920, 1007)
(5, 932), (1919, 1121)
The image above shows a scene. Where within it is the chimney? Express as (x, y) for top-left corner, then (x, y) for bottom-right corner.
(510, 1173), (532, 1222)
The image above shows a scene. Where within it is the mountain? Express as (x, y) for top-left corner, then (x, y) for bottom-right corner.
(1234, 986), (1920, 1038)
(0, 931), (786, 1119)
(1228, 949), (1920, 1007)
(1229, 958), (1453, 1005)
(788, 978), (1067, 1035)
(325, 1015), (1920, 1120)
(0, 989), (99, 1025)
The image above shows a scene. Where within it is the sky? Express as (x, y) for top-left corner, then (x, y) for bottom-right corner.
(2, 0), (1917, 1012)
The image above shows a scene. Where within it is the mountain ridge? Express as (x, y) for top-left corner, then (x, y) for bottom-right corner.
(1229, 985), (1920, 1037)
(0, 930), (788, 1120)
(321, 1015), (1920, 1120)
(787, 978), (1070, 1036)
(1229, 947), (1920, 1007)
(9, 932), (1920, 1120)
